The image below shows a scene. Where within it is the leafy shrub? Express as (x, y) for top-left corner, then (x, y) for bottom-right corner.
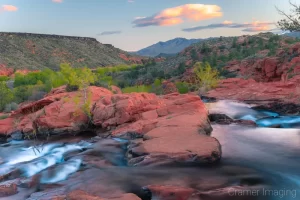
(28, 90), (47, 101)
(66, 84), (79, 92)
(0, 82), (14, 111)
(149, 79), (163, 95)
(4, 102), (18, 113)
(122, 85), (152, 93)
(60, 63), (96, 90)
(175, 82), (189, 94)
(194, 62), (219, 92)
(0, 76), (9, 82)
(0, 114), (9, 120)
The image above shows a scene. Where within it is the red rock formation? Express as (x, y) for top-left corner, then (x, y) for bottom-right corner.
(162, 80), (178, 94)
(224, 42), (300, 83)
(146, 185), (195, 200)
(64, 190), (141, 200)
(118, 53), (143, 64)
(110, 85), (122, 94)
(0, 64), (14, 76)
(0, 86), (221, 166)
(207, 75), (300, 104)
(0, 86), (113, 136)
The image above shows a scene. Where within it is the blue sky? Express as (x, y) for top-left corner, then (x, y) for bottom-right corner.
(0, 0), (293, 51)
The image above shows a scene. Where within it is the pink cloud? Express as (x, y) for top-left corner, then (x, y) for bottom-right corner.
(52, 0), (63, 3)
(183, 20), (275, 32)
(133, 4), (223, 27)
(1, 5), (18, 12)
(223, 20), (233, 25)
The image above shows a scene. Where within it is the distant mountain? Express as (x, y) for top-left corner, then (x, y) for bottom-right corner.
(0, 32), (144, 70)
(155, 53), (177, 58)
(135, 38), (204, 57)
(284, 32), (300, 38)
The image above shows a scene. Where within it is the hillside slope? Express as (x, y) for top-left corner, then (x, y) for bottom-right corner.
(135, 37), (203, 57)
(0, 32), (143, 70)
(118, 32), (300, 85)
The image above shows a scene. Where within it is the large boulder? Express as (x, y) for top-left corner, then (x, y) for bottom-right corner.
(0, 117), (14, 136)
(92, 93), (220, 166)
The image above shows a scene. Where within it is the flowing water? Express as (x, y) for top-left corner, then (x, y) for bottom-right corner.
(0, 100), (300, 200)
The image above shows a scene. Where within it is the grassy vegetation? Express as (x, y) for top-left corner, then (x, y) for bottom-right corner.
(0, 32), (142, 70)
(0, 114), (9, 120)
(122, 85), (152, 93)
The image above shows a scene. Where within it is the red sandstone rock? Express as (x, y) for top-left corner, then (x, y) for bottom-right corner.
(0, 86), (221, 167)
(0, 117), (14, 136)
(147, 185), (195, 200)
(0, 64), (14, 76)
(0, 180), (18, 197)
(110, 85), (122, 94)
(207, 75), (300, 104)
(263, 57), (279, 79)
(65, 190), (141, 200)
(162, 81), (178, 94)
(45, 85), (67, 97)
(92, 93), (164, 128)
(66, 190), (104, 200)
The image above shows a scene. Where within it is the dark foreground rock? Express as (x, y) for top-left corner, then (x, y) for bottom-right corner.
(252, 102), (300, 115)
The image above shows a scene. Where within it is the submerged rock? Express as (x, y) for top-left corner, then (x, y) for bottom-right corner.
(0, 180), (18, 197)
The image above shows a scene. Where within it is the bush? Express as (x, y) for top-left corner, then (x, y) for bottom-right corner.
(0, 114), (9, 120)
(149, 79), (163, 95)
(175, 82), (189, 94)
(0, 76), (9, 82)
(0, 82), (14, 111)
(122, 85), (152, 93)
(28, 90), (47, 101)
(194, 62), (219, 92)
(4, 102), (18, 113)
(66, 84), (79, 92)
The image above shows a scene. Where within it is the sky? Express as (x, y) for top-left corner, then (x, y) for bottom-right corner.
(0, 0), (296, 51)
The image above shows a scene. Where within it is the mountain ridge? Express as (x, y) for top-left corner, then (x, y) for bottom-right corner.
(0, 32), (144, 70)
(134, 37), (205, 57)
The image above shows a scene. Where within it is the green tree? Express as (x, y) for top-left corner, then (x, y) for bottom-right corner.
(194, 62), (219, 92)
(0, 82), (14, 111)
(232, 38), (238, 48)
(191, 49), (198, 60)
(60, 63), (95, 90)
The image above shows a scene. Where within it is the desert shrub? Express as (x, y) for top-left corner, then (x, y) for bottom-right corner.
(0, 114), (9, 120)
(122, 85), (152, 93)
(189, 85), (197, 92)
(149, 79), (163, 95)
(0, 82), (14, 111)
(66, 84), (79, 92)
(60, 63), (96, 90)
(191, 49), (198, 60)
(28, 90), (47, 101)
(175, 82), (189, 94)
(4, 102), (18, 113)
(194, 62), (219, 92)
(0, 76), (9, 82)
